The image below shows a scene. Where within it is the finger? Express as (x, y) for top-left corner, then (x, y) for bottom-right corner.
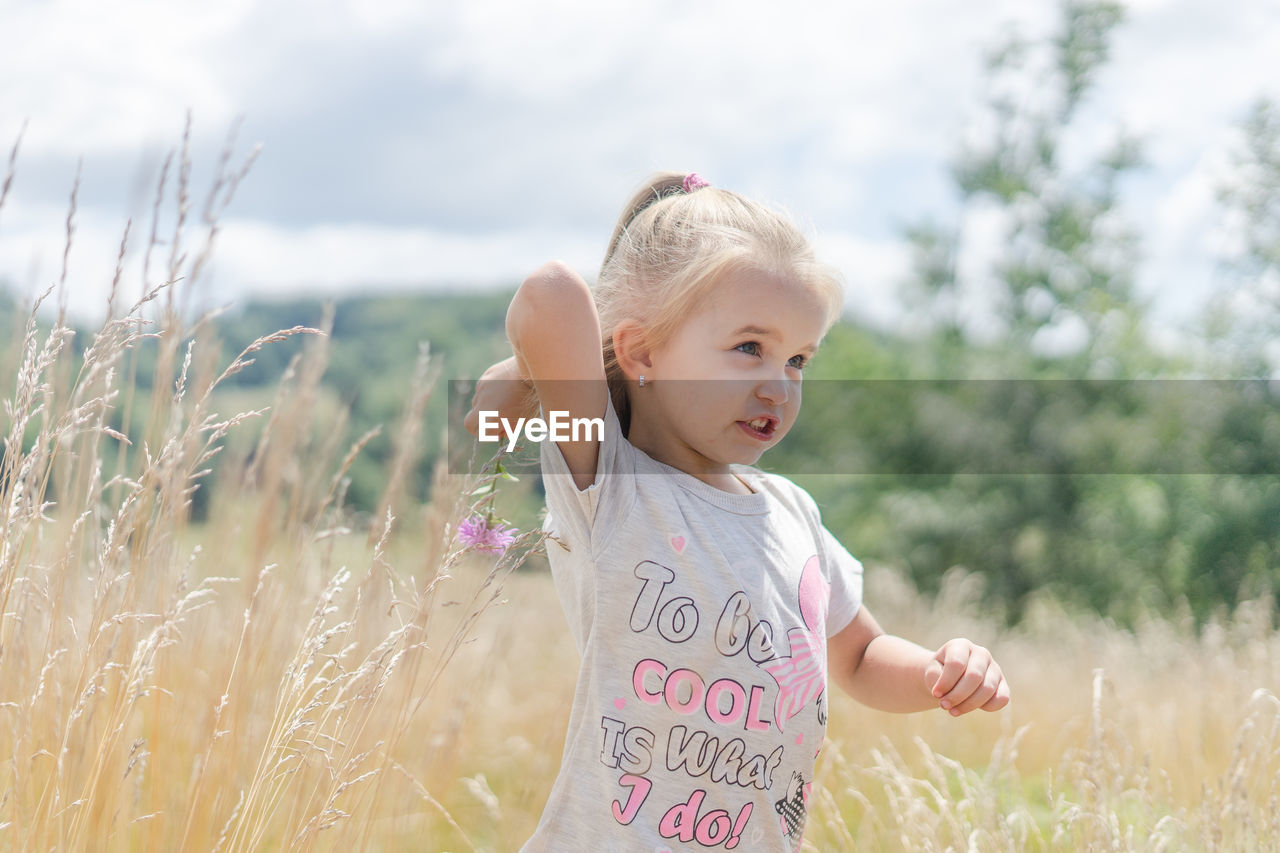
(948, 665), (1002, 715)
(464, 407), (479, 436)
(929, 642), (972, 699)
(938, 646), (993, 711)
(938, 663), (986, 712)
(981, 676), (1011, 712)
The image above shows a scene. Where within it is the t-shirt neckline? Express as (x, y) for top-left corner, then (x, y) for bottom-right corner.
(637, 452), (770, 515)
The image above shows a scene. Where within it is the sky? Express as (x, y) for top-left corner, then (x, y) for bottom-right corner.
(2, 0), (1278, 338)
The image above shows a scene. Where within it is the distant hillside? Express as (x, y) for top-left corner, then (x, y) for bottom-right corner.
(209, 288), (517, 510)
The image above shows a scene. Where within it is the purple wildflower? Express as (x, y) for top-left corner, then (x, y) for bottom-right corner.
(483, 521), (517, 553)
(457, 514), (517, 554)
(456, 515), (488, 548)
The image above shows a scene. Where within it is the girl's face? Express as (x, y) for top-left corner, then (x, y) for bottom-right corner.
(626, 267), (830, 488)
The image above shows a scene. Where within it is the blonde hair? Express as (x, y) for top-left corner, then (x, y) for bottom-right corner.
(596, 172), (843, 433)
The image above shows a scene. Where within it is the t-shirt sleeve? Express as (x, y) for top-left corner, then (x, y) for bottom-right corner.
(538, 393), (636, 553)
(820, 524), (864, 637)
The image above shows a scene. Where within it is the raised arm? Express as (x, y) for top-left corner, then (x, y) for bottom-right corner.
(504, 261), (609, 490)
(827, 606), (1010, 715)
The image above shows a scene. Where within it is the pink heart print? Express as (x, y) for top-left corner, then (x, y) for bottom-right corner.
(613, 697), (626, 710)
(670, 535), (686, 553)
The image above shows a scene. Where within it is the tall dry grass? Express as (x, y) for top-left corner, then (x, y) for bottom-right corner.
(391, 566), (1280, 852)
(0, 125), (546, 851)
(1, 127), (1278, 851)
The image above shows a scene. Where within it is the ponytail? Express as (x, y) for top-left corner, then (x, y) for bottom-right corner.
(601, 172), (689, 275)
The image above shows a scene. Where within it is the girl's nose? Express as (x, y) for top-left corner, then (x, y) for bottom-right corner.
(755, 376), (792, 406)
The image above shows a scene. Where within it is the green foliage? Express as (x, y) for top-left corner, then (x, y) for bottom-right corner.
(811, 0), (1280, 625)
(206, 288), (513, 510)
(1205, 97), (1280, 377)
(1056, 1), (1127, 119)
(925, 0), (1148, 378)
(787, 376), (1280, 623)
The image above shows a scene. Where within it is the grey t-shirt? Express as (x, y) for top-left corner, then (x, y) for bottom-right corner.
(523, 396), (863, 853)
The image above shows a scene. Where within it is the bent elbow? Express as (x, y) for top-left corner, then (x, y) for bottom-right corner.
(507, 261), (592, 345)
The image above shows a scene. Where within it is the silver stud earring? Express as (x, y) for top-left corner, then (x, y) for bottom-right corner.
(638, 375), (646, 388)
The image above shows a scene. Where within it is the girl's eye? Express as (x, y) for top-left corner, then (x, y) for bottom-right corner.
(736, 341), (809, 370)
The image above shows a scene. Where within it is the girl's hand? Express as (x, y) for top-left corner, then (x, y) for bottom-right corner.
(464, 355), (538, 439)
(924, 639), (1011, 716)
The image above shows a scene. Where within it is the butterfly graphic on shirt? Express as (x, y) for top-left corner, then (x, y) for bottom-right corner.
(758, 555), (829, 733)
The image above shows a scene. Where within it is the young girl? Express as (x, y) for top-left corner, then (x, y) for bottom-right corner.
(466, 172), (1010, 851)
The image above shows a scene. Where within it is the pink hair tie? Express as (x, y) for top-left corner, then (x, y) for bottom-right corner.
(682, 172), (711, 192)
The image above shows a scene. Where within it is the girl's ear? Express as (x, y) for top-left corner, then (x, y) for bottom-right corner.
(613, 322), (654, 381)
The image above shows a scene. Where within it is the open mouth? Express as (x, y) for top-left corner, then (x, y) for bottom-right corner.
(737, 415), (779, 441)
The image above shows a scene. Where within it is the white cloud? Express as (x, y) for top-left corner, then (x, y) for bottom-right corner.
(3, 0), (1279, 335)
(2, 1), (249, 154)
(0, 198), (146, 319)
(0, 208), (606, 323)
(209, 218), (603, 297)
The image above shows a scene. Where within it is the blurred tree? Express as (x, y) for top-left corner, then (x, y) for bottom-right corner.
(813, 1), (1280, 625)
(902, 0), (1151, 378)
(1205, 98), (1280, 377)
